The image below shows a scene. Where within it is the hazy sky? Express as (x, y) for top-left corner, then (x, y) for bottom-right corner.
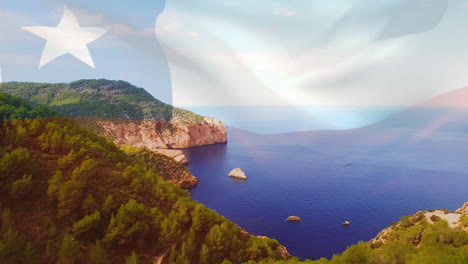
(2, 0), (468, 130)
(157, 0), (468, 108)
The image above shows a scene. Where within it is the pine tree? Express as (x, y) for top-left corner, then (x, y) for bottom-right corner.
(199, 244), (210, 264)
(57, 234), (80, 264)
(88, 240), (108, 264)
(82, 195), (98, 214)
(73, 211), (101, 237)
(57, 181), (84, 218)
(101, 195), (116, 218)
(125, 251), (139, 264)
(1, 208), (14, 235)
(9, 174), (33, 199)
(48, 170), (63, 200)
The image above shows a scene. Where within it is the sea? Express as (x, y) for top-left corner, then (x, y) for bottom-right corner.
(182, 106), (468, 260)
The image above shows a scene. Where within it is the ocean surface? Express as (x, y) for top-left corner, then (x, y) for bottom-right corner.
(183, 105), (468, 260)
(185, 105), (402, 134)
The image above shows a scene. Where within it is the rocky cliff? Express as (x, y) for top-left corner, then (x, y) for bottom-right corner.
(72, 116), (227, 150)
(121, 145), (198, 188)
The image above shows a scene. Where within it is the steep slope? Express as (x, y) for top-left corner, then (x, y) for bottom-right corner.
(0, 92), (196, 188)
(0, 100), (289, 264)
(1, 79), (227, 150)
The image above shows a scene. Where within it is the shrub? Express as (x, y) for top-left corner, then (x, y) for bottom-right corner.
(430, 215), (441, 222)
(400, 216), (413, 228)
(442, 209), (452, 214)
(460, 214), (468, 228)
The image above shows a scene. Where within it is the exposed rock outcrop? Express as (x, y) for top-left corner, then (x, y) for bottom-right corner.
(257, 236), (291, 259)
(71, 116), (227, 152)
(286, 216), (301, 221)
(228, 168), (247, 180)
(168, 171), (198, 189)
(154, 149), (188, 165)
(371, 207), (465, 247)
(121, 145), (198, 188)
(456, 202), (468, 214)
(95, 117), (226, 149)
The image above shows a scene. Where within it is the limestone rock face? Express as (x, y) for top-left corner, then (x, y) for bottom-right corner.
(456, 202), (468, 214)
(228, 168), (247, 180)
(154, 149), (188, 165)
(167, 171), (198, 189)
(286, 216), (301, 221)
(73, 116), (227, 150)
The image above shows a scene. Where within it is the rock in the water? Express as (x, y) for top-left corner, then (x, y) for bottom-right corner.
(286, 216), (301, 221)
(228, 168), (247, 180)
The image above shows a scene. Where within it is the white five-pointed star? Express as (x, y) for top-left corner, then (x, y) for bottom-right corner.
(23, 6), (106, 69)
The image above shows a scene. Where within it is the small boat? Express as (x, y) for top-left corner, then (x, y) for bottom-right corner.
(342, 221), (350, 225)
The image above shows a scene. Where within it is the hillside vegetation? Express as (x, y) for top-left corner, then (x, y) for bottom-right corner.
(0, 95), (287, 264)
(3, 93), (468, 264)
(0, 92), (59, 121)
(1, 79), (204, 123)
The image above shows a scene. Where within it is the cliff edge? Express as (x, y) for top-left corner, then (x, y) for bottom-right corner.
(71, 116), (227, 150)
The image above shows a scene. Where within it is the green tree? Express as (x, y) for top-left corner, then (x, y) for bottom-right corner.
(82, 195), (99, 215)
(1, 209), (14, 235)
(73, 211), (101, 237)
(88, 240), (107, 264)
(57, 180), (84, 217)
(101, 195), (116, 218)
(0, 227), (27, 264)
(125, 251), (139, 264)
(48, 170), (64, 200)
(103, 199), (161, 246)
(57, 234), (80, 264)
(0, 147), (31, 177)
(9, 174), (33, 199)
(158, 218), (181, 248)
(199, 244), (210, 264)
(341, 241), (369, 264)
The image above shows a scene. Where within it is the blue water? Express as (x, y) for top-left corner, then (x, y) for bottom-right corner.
(184, 126), (468, 260)
(184, 105), (402, 134)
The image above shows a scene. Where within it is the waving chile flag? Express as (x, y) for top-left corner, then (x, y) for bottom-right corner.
(1, 0), (468, 133)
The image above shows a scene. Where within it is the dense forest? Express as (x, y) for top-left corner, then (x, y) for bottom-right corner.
(0, 92), (59, 121)
(0, 94), (288, 263)
(3, 94), (468, 264)
(1, 79), (204, 123)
